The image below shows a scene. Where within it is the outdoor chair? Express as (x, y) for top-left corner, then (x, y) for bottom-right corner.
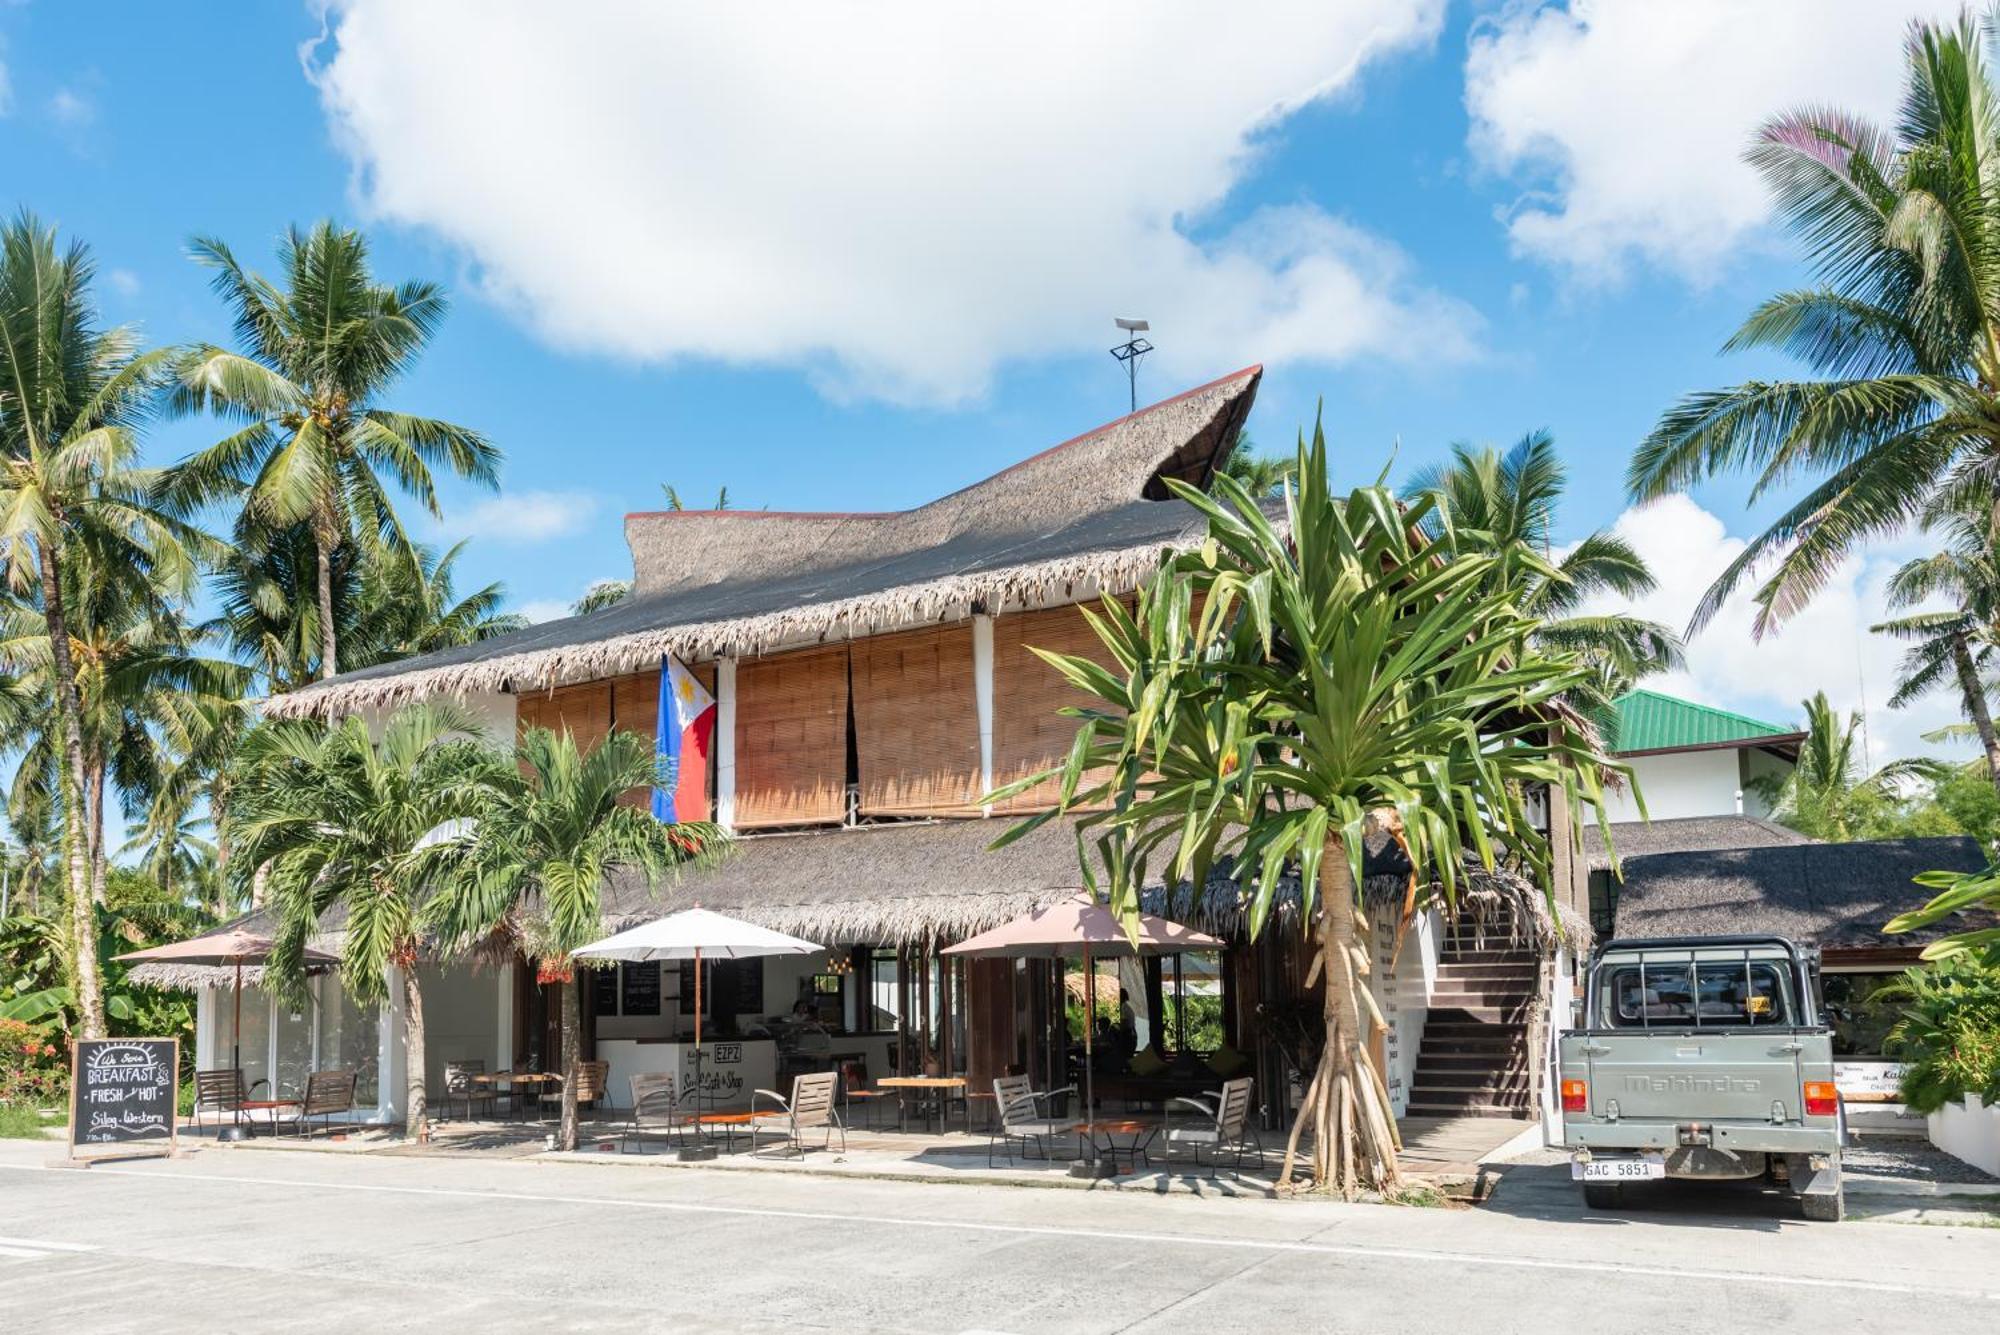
(1163, 1076), (1263, 1178)
(193, 1068), (270, 1133)
(624, 1072), (690, 1155)
(444, 1059), (499, 1121)
(836, 1059), (890, 1129)
(749, 1070), (844, 1159)
(285, 1069), (359, 1139)
(541, 1061), (609, 1119)
(989, 1073), (1079, 1168)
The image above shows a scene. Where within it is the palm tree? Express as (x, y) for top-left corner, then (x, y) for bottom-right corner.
(661, 483), (731, 511)
(0, 213), (207, 1038)
(431, 727), (725, 1151)
(1631, 14), (2000, 637)
(993, 420), (1619, 1194)
(240, 704), (508, 1136)
(1874, 498), (2000, 793)
(1406, 431), (1683, 721)
(1758, 691), (1941, 839)
(571, 580), (632, 615)
(1217, 429), (1297, 498)
(343, 538), (526, 665)
(164, 221), (500, 680)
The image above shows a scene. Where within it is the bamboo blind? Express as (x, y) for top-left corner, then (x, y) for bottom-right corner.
(515, 680), (613, 754)
(990, 602), (1124, 814)
(851, 624), (981, 817)
(733, 645), (850, 828)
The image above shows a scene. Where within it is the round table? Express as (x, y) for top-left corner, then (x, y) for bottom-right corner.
(1075, 1119), (1158, 1173)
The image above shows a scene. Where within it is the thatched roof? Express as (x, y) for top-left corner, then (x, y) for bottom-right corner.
(1585, 816), (1815, 873)
(1609, 834), (1990, 950)
(267, 367), (1261, 718)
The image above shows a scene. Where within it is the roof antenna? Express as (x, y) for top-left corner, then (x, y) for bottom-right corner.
(1111, 318), (1152, 413)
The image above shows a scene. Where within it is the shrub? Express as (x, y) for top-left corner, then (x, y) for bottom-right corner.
(1881, 957), (2000, 1113)
(0, 1016), (68, 1111)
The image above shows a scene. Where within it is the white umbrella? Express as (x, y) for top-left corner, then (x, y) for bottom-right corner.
(572, 908), (821, 1141)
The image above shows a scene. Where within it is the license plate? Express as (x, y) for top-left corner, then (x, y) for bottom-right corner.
(1573, 1155), (1665, 1181)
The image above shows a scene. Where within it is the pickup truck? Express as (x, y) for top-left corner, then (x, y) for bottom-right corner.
(1556, 935), (1846, 1220)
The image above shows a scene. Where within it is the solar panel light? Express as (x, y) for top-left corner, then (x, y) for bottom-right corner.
(1114, 317), (1149, 332)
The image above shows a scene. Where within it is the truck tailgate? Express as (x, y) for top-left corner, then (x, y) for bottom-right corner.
(1576, 1032), (1804, 1122)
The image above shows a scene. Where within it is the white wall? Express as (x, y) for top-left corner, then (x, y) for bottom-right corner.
(353, 690), (516, 748)
(1373, 908), (1438, 1117)
(1600, 748), (1743, 823)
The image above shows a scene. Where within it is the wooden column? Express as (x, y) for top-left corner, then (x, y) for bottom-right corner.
(964, 957), (1015, 1100)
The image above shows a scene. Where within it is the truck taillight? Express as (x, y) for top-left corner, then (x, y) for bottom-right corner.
(1561, 1078), (1587, 1113)
(1803, 1081), (1838, 1117)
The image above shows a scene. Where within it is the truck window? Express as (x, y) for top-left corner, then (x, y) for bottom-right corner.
(1600, 959), (1795, 1028)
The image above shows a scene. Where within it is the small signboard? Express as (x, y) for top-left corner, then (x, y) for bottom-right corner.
(69, 1037), (179, 1161)
(1835, 1060), (1906, 1102)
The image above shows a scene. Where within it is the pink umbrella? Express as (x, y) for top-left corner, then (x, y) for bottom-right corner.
(945, 893), (1221, 1172)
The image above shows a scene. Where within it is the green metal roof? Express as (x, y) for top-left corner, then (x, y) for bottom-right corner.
(1605, 689), (1799, 755)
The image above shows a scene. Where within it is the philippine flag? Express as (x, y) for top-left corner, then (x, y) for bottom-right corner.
(653, 656), (716, 824)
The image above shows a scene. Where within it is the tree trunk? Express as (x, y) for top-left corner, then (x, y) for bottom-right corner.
(86, 758), (108, 908)
(401, 963), (429, 1139)
(38, 544), (104, 1039)
(315, 534), (338, 681)
(1949, 631), (2000, 800)
(558, 971), (581, 1152)
(1276, 839), (1402, 1196)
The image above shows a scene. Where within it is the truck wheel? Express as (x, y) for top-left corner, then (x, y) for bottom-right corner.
(1582, 1182), (1626, 1211)
(1799, 1184), (1844, 1223)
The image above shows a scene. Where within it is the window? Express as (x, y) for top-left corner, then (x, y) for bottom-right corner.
(1823, 972), (1899, 1057)
(1601, 959), (1795, 1029)
(864, 950), (902, 1034)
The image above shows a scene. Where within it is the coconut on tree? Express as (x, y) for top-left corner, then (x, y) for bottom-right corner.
(993, 422), (1620, 1194)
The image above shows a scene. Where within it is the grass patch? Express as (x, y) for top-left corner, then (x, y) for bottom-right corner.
(0, 1104), (59, 1139)
(1386, 1183), (1450, 1208)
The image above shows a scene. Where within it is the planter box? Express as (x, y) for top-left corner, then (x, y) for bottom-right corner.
(1928, 1096), (2000, 1177)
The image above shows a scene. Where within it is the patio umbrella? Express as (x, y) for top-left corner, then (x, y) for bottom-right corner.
(116, 927), (339, 1141)
(944, 893), (1222, 1174)
(572, 907), (820, 1151)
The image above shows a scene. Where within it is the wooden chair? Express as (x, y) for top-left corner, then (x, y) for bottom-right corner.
(624, 1072), (690, 1154)
(749, 1071), (844, 1158)
(989, 1073), (1078, 1168)
(837, 1059), (889, 1129)
(1164, 1076), (1263, 1177)
(542, 1061), (610, 1119)
(444, 1059), (498, 1121)
(286, 1069), (359, 1139)
(193, 1068), (269, 1132)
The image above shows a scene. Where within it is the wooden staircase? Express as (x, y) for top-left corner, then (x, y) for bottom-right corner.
(1406, 907), (1540, 1119)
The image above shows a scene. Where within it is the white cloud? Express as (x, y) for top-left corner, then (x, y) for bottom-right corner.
(310, 1), (1475, 405)
(105, 268), (140, 297)
(434, 491), (596, 545)
(1465, 1), (1961, 283)
(514, 599), (574, 625)
(47, 86), (91, 127)
(1572, 495), (1969, 765)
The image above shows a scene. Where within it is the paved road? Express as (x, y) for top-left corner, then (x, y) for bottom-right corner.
(2, 1139), (1996, 1333)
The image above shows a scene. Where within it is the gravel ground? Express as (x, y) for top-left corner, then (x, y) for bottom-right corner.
(1845, 1135), (1997, 1185)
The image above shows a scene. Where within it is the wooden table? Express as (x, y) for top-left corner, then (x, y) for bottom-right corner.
(470, 1071), (561, 1119)
(877, 1077), (968, 1134)
(1074, 1118), (1159, 1172)
(691, 1109), (756, 1153)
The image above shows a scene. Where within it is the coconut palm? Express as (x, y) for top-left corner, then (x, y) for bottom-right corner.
(164, 221), (500, 679)
(1631, 14), (2000, 637)
(430, 727), (725, 1151)
(1758, 691), (1943, 840)
(343, 538), (526, 666)
(1406, 431), (1682, 722)
(1873, 499), (2000, 793)
(1218, 430), (1297, 498)
(993, 420), (1619, 1194)
(240, 704), (509, 1136)
(0, 213), (209, 1037)
(571, 580), (632, 615)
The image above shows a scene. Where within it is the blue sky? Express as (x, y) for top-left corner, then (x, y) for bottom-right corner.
(0, 1), (1973, 759)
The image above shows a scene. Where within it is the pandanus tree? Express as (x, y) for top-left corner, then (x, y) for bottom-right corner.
(429, 727), (725, 1152)
(994, 423), (1619, 1194)
(243, 704), (507, 1137)
(1631, 13), (2000, 637)
(0, 213), (208, 1037)
(163, 221), (500, 680)
(1405, 432), (1682, 725)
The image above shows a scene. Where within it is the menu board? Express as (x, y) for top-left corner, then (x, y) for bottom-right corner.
(70, 1038), (178, 1158)
(590, 964), (619, 1015)
(620, 962), (662, 1016)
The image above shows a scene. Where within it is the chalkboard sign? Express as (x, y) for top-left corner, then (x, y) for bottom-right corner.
(590, 963), (619, 1016)
(621, 961), (662, 1017)
(69, 1037), (179, 1159)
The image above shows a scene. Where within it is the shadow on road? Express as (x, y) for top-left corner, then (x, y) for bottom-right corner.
(1479, 1161), (1796, 1232)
